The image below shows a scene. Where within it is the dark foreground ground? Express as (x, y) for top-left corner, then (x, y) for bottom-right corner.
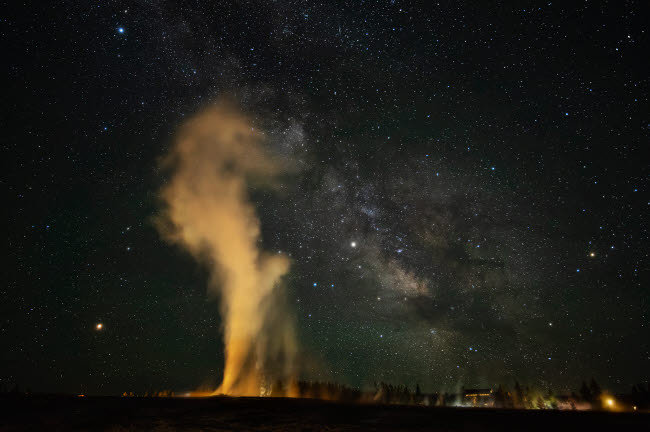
(1, 395), (648, 431)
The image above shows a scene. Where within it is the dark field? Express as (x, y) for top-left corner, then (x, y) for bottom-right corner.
(1, 396), (648, 431)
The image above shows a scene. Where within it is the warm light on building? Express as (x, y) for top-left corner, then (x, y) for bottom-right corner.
(462, 388), (494, 407)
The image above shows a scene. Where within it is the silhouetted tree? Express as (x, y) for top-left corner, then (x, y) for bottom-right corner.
(494, 385), (506, 408)
(513, 381), (524, 409)
(589, 378), (601, 399)
(589, 378), (602, 408)
(580, 380), (592, 402)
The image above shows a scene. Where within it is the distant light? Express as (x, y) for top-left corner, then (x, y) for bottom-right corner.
(313, 282), (317, 287)
(565, 112), (569, 116)
(117, 27), (125, 34)
(350, 241), (357, 248)
(491, 166), (495, 171)
(96, 323), (103, 330)
(606, 398), (614, 407)
(589, 252), (595, 257)
(576, 268), (580, 272)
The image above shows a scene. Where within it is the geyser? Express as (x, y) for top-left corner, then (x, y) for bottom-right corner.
(157, 101), (297, 396)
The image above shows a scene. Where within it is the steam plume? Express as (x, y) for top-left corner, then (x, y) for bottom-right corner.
(157, 101), (296, 396)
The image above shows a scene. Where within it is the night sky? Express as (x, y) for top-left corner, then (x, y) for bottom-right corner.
(4, 1), (648, 396)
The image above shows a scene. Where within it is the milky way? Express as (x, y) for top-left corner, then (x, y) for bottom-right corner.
(4, 1), (647, 395)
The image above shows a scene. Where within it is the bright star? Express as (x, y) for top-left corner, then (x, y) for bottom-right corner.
(117, 27), (125, 34)
(96, 323), (103, 330)
(350, 241), (357, 248)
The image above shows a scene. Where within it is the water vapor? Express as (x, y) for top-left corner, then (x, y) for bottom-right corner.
(157, 101), (296, 396)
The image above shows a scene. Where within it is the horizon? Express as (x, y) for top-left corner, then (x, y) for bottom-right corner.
(4, 0), (648, 402)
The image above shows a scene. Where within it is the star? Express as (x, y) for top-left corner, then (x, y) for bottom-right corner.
(117, 27), (125, 34)
(350, 241), (357, 248)
(95, 323), (103, 330)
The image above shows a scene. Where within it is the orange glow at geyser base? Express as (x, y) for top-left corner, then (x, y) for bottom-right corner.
(157, 101), (299, 397)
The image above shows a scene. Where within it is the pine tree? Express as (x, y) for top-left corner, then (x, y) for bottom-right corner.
(580, 380), (592, 402)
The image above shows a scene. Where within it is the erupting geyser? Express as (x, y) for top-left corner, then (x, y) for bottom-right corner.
(157, 101), (298, 396)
